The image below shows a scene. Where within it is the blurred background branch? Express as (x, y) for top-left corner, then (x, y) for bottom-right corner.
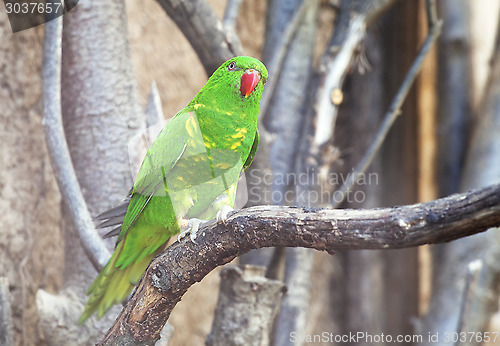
(42, 15), (110, 273)
(156, 0), (243, 75)
(332, 0), (442, 207)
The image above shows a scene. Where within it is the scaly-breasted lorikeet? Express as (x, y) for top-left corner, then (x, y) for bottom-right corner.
(79, 56), (268, 323)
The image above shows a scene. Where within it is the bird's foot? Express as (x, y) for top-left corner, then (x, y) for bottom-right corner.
(178, 218), (206, 243)
(216, 205), (234, 224)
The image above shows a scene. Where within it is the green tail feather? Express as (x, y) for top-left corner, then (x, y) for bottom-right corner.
(78, 242), (162, 324)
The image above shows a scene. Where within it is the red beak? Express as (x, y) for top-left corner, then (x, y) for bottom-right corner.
(240, 69), (261, 98)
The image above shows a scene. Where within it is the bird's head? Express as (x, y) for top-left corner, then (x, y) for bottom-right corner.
(191, 56), (268, 109)
(218, 56), (268, 99)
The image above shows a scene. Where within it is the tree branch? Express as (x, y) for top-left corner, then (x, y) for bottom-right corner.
(259, 0), (316, 126)
(99, 183), (500, 345)
(312, 0), (397, 152)
(418, 3), (500, 340)
(206, 266), (285, 345)
(0, 278), (14, 346)
(332, 0), (443, 206)
(222, 0), (243, 32)
(156, 0), (243, 75)
(42, 16), (110, 271)
(259, 1), (321, 343)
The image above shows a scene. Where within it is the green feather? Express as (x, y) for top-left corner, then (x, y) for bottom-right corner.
(79, 56), (268, 323)
(243, 130), (259, 171)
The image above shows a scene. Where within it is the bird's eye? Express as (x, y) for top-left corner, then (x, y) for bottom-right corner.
(227, 61), (236, 71)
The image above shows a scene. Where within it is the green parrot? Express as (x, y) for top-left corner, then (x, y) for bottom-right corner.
(79, 56), (268, 323)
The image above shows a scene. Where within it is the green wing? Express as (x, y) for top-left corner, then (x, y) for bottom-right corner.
(117, 108), (202, 242)
(79, 108), (208, 322)
(243, 129), (259, 171)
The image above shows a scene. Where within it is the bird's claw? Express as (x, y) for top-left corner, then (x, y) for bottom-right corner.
(216, 205), (234, 224)
(178, 206), (233, 243)
(178, 218), (206, 243)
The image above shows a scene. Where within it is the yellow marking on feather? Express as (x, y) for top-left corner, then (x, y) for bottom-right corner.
(186, 116), (199, 137)
(231, 127), (247, 141)
(216, 162), (232, 170)
(231, 142), (241, 149)
(203, 134), (214, 148)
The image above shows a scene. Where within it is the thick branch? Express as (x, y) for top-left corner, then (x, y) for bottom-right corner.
(417, 3), (500, 341)
(259, 0), (316, 126)
(222, 0), (243, 32)
(332, 5), (443, 206)
(156, 0), (242, 75)
(312, 0), (397, 151)
(42, 16), (110, 271)
(0, 278), (14, 346)
(206, 266), (285, 345)
(99, 183), (500, 345)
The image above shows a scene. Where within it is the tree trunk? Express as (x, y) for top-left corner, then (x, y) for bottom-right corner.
(0, 12), (63, 346)
(36, 0), (145, 344)
(419, 6), (500, 341)
(379, 0), (420, 340)
(335, 23), (385, 344)
(435, 0), (471, 198)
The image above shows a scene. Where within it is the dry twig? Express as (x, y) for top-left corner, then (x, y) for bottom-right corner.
(312, 0), (397, 153)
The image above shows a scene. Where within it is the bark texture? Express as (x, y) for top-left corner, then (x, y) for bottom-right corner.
(418, 7), (500, 342)
(378, 1), (421, 338)
(206, 266), (285, 346)
(99, 183), (500, 345)
(335, 22), (385, 343)
(156, 0), (243, 76)
(0, 278), (14, 346)
(0, 10), (63, 346)
(36, 1), (145, 344)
